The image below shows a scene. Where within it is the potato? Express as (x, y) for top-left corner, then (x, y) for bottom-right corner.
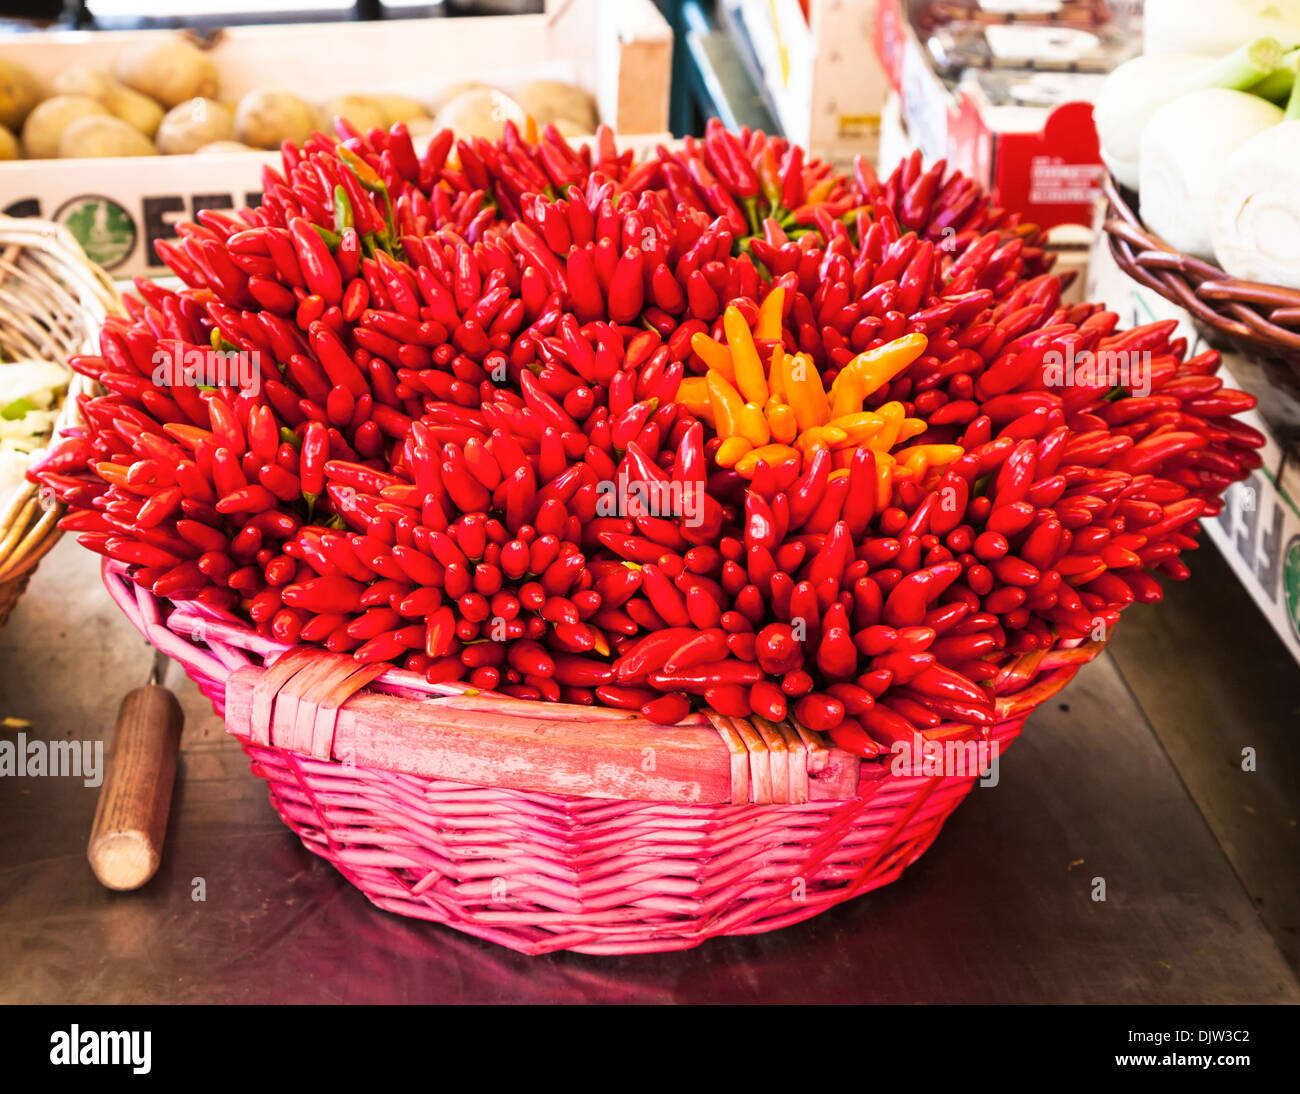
(58, 115), (157, 158)
(373, 93), (430, 127)
(0, 58), (42, 131)
(550, 116), (594, 139)
(235, 89), (317, 150)
(196, 140), (254, 154)
(155, 97), (234, 154)
(104, 83), (165, 137)
(22, 95), (110, 160)
(432, 87), (525, 141)
(322, 94), (388, 135)
(432, 80), (490, 114)
(51, 63), (115, 101)
(115, 39), (218, 108)
(0, 124), (18, 160)
(514, 79), (597, 132)
(51, 64), (164, 137)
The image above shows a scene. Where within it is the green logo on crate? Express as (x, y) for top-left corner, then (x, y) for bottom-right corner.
(1284, 535), (1300, 644)
(53, 195), (136, 272)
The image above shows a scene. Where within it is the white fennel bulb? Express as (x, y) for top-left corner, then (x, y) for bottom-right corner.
(1095, 54), (1217, 190)
(1140, 89), (1283, 259)
(1095, 38), (1282, 191)
(1212, 120), (1300, 288)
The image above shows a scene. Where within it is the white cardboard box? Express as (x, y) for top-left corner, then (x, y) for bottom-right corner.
(0, 0), (672, 278)
(726, 0), (888, 172)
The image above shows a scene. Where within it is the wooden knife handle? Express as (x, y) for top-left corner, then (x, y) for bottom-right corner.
(88, 685), (184, 891)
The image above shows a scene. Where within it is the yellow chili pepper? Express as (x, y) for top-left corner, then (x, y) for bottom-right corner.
(873, 401), (906, 450)
(784, 351), (828, 432)
(525, 115), (539, 144)
(828, 367), (864, 418)
(691, 332), (736, 383)
(848, 332), (929, 399)
(765, 402), (798, 444)
(768, 344), (787, 402)
(898, 443), (964, 467)
(707, 372), (746, 439)
(897, 417), (929, 444)
(734, 443), (801, 477)
(715, 436), (754, 468)
(828, 411), (885, 445)
(724, 305), (768, 404)
(737, 401), (771, 447)
(754, 286), (785, 341)
(794, 425), (848, 453)
(898, 449), (931, 478)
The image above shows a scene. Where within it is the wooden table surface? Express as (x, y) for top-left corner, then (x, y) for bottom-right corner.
(1, 537), (1297, 1004)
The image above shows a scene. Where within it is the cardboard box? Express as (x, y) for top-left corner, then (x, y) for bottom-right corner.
(722, 0), (890, 171)
(0, 0), (672, 278)
(873, 0), (1109, 231)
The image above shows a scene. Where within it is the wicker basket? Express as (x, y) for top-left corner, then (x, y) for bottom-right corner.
(1101, 173), (1300, 391)
(103, 557), (1103, 955)
(0, 215), (120, 627)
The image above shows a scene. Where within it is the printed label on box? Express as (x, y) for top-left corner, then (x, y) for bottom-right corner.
(3, 185), (263, 276)
(1028, 157), (1105, 206)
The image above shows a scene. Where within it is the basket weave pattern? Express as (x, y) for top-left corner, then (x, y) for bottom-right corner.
(105, 560), (1096, 955)
(0, 215), (119, 620)
(1102, 174), (1300, 378)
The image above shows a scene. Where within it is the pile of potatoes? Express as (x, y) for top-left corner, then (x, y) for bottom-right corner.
(0, 35), (599, 162)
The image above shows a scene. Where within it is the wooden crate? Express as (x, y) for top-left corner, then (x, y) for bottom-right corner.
(0, 0), (673, 278)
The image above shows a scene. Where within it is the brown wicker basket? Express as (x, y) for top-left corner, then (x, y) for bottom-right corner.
(0, 215), (121, 626)
(1101, 173), (1300, 391)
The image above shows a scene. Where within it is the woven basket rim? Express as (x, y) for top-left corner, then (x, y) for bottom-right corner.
(101, 558), (1103, 804)
(0, 214), (122, 586)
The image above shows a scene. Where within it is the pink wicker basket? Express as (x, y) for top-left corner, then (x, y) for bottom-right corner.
(104, 559), (1101, 955)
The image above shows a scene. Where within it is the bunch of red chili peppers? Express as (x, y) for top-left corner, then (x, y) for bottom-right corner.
(32, 116), (1264, 759)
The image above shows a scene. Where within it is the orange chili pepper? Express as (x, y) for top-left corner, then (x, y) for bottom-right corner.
(794, 425), (847, 453)
(873, 401), (906, 449)
(715, 436), (753, 467)
(766, 402), (798, 444)
(691, 332), (736, 383)
(829, 368), (864, 418)
(724, 305), (768, 404)
(849, 332), (929, 397)
(768, 344), (788, 402)
(754, 286), (785, 341)
(737, 402), (771, 447)
(677, 376), (714, 423)
(829, 411), (885, 445)
(707, 372), (746, 439)
(735, 443), (801, 477)
(784, 351), (828, 432)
